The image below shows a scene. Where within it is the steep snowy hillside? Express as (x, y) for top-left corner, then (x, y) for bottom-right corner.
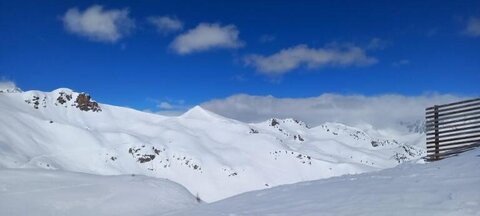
(0, 89), (425, 202)
(0, 169), (197, 216)
(169, 149), (480, 216)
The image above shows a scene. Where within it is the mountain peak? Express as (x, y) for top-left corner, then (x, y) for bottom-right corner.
(180, 105), (227, 121)
(181, 106), (210, 117)
(0, 85), (22, 93)
(263, 118), (309, 129)
(51, 88), (75, 95)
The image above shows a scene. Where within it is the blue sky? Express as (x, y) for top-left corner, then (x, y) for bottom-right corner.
(1, 0), (479, 112)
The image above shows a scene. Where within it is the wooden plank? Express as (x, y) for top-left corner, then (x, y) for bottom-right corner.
(427, 145), (479, 154)
(426, 124), (480, 136)
(427, 145), (479, 157)
(427, 142), (480, 155)
(426, 143), (480, 153)
(426, 100), (480, 114)
(425, 98), (480, 161)
(426, 120), (480, 132)
(433, 106), (440, 159)
(426, 105), (480, 119)
(425, 115), (480, 129)
(425, 110), (480, 124)
(427, 134), (480, 145)
(426, 129), (480, 141)
(426, 98), (480, 111)
(426, 139), (480, 149)
(426, 147), (476, 161)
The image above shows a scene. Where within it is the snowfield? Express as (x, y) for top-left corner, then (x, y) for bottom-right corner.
(0, 169), (198, 216)
(0, 87), (477, 216)
(168, 149), (480, 216)
(0, 88), (425, 202)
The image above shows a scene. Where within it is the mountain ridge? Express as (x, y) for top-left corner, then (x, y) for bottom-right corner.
(0, 88), (426, 202)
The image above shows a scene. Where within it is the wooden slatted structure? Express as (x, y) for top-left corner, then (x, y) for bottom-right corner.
(426, 98), (480, 161)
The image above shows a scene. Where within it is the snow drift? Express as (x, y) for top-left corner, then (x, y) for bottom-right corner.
(0, 169), (197, 216)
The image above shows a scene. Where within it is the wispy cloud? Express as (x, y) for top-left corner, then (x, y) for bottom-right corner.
(201, 93), (466, 131)
(259, 34), (276, 43)
(170, 23), (244, 55)
(366, 38), (389, 50)
(0, 78), (22, 93)
(244, 44), (377, 76)
(0, 79), (17, 90)
(143, 109), (185, 116)
(148, 16), (183, 35)
(392, 59), (410, 67)
(146, 98), (190, 114)
(158, 101), (175, 109)
(464, 17), (480, 37)
(62, 5), (134, 43)
(156, 99), (190, 116)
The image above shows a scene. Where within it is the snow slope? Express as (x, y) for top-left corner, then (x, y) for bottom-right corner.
(169, 149), (480, 216)
(0, 169), (197, 216)
(0, 89), (425, 202)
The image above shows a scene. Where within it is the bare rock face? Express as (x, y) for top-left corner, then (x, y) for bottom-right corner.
(270, 118), (280, 127)
(74, 93), (101, 112)
(56, 92), (72, 105)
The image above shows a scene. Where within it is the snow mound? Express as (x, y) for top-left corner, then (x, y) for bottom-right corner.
(0, 169), (198, 216)
(169, 148), (480, 216)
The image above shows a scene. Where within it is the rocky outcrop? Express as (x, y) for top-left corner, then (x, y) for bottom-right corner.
(56, 92), (72, 105)
(74, 93), (101, 112)
(270, 119), (280, 127)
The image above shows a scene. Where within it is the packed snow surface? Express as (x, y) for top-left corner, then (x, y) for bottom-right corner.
(0, 89), (425, 202)
(169, 149), (480, 216)
(0, 169), (197, 216)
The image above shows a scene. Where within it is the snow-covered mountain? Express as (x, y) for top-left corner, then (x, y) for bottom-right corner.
(168, 148), (480, 216)
(399, 120), (427, 134)
(0, 88), (425, 202)
(0, 85), (22, 93)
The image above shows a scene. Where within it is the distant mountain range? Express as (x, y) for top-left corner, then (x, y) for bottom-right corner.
(0, 88), (426, 202)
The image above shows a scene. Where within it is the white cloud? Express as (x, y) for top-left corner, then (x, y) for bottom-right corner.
(143, 109), (185, 116)
(170, 23), (244, 55)
(148, 16), (183, 34)
(144, 98), (190, 116)
(62, 5), (134, 43)
(201, 93), (466, 131)
(0, 80), (16, 89)
(148, 98), (189, 112)
(155, 100), (190, 116)
(158, 102), (174, 109)
(244, 44), (377, 76)
(0, 79), (21, 93)
(465, 17), (480, 37)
